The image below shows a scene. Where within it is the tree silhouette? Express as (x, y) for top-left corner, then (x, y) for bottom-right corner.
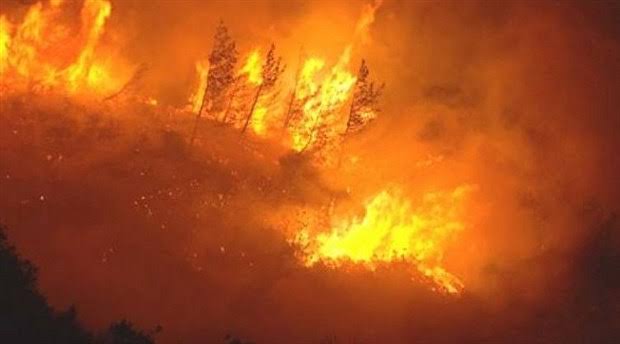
(282, 49), (305, 131)
(344, 59), (383, 135)
(97, 320), (157, 344)
(191, 21), (239, 145)
(0, 224), (156, 344)
(0, 224), (91, 344)
(240, 43), (285, 134)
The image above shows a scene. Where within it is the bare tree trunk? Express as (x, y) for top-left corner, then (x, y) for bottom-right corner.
(283, 89), (297, 130)
(240, 84), (263, 134)
(343, 100), (357, 137)
(220, 79), (240, 124)
(282, 49), (303, 134)
(299, 111), (323, 153)
(189, 88), (209, 146)
(103, 64), (148, 102)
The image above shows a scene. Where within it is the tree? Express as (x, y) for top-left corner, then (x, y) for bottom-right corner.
(191, 21), (238, 145)
(282, 49), (305, 131)
(0, 224), (91, 344)
(97, 320), (157, 344)
(240, 43), (285, 134)
(344, 59), (383, 135)
(219, 76), (243, 124)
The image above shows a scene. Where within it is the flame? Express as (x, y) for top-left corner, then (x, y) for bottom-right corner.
(238, 50), (268, 135)
(285, 1), (383, 150)
(65, 0), (112, 92)
(184, 1), (382, 151)
(0, 0), (120, 95)
(189, 59), (209, 112)
(290, 47), (357, 151)
(0, 16), (11, 74)
(5, 2), (46, 78)
(250, 106), (268, 136)
(296, 57), (324, 99)
(297, 185), (475, 294)
(239, 49), (263, 85)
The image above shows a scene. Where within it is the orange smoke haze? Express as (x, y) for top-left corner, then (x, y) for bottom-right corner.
(0, 0), (619, 343)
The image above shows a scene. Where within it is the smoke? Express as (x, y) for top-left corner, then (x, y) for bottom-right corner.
(1, 0), (619, 343)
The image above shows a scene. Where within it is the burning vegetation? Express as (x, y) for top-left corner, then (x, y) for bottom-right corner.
(0, 0), (122, 95)
(1, 0), (619, 343)
(1, 0), (470, 295)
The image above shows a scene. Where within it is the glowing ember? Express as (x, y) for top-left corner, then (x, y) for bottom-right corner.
(296, 185), (476, 294)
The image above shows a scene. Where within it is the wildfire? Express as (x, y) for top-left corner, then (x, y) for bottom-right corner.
(187, 1), (382, 152)
(0, 0), (477, 298)
(290, 47), (357, 151)
(65, 0), (112, 91)
(238, 49), (270, 135)
(0, 0), (120, 95)
(0, 16), (10, 74)
(239, 49), (263, 86)
(295, 185), (475, 294)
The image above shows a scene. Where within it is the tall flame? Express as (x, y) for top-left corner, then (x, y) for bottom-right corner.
(0, 16), (11, 74)
(297, 185), (475, 294)
(238, 49), (269, 135)
(65, 0), (112, 91)
(290, 47), (357, 151)
(239, 49), (263, 86)
(0, 0), (119, 95)
(186, 1), (383, 150)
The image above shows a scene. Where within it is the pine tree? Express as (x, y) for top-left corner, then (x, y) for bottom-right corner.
(344, 59), (383, 135)
(240, 43), (285, 134)
(219, 76), (242, 124)
(282, 49), (305, 131)
(191, 21), (238, 145)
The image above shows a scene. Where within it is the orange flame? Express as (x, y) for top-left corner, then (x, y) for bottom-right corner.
(185, 1), (383, 149)
(290, 47), (357, 151)
(0, 16), (11, 74)
(239, 49), (263, 86)
(296, 185), (475, 294)
(0, 0), (120, 96)
(65, 0), (112, 92)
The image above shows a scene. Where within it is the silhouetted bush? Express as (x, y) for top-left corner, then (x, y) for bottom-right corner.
(0, 224), (156, 344)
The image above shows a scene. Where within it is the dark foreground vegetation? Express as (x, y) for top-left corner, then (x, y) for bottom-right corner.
(1, 224), (265, 344)
(0, 224), (158, 344)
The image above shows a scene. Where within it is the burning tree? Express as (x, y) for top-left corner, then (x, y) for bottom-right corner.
(344, 59), (383, 135)
(240, 43), (284, 134)
(185, 24), (381, 157)
(103, 63), (149, 102)
(219, 76), (243, 124)
(282, 50), (306, 131)
(191, 21), (238, 144)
